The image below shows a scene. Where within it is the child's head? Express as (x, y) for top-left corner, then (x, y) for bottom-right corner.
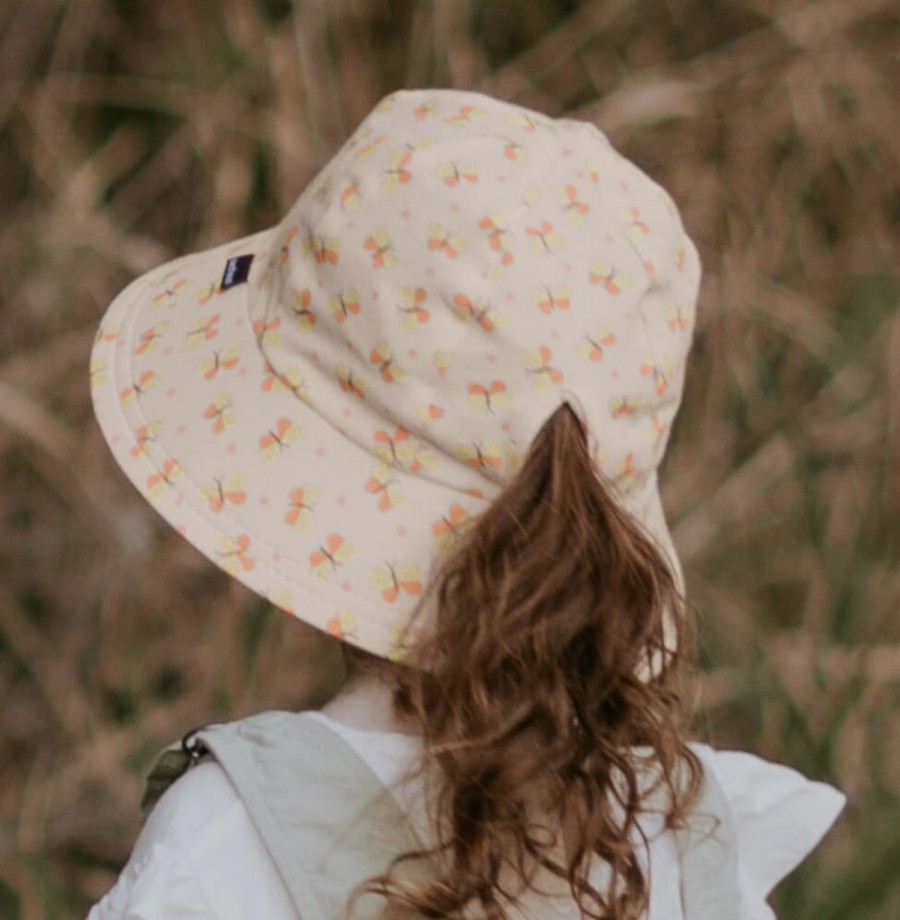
(91, 88), (700, 667)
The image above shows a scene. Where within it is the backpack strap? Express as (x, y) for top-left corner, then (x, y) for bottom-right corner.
(144, 711), (431, 920)
(144, 715), (741, 920)
(674, 764), (741, 920)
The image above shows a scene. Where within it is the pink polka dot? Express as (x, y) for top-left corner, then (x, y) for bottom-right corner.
(273, 552), (281, 562)
(400, 210), (410, 220)
(576, 169), (584, 178)
(239, 367), (250, 377)
(372, 290), (380, 300)
(341, 580), (352, 592)
(397, 526), (407, 537)
(564, 263), (572, 273)
(176, 526), (186, 535)
(563, 149), (573, 157)
(174, 495), (183, 507)
(234, 318), (245, 328)
(407, 348), (417, 360)
(505, 291), (514, 301)
(425, 267), (435, 278)
(166, 387), (177, 398)
(259, 496), (270, 506)
(336, 495), (346, 506)
(227, 443), (237, 454)
(117, 339), (125, 348)
(551, 329), (560, 340)
(501, 422), (511, 433)
(315, 447), (326, 458)
(481, 272), (489, 280)
(496, 175), (507, 183)
(611, 370), (620, 380)
(486, 354), (496, 364)
(342, 407), (352, 419)
(605, 234), (615, 243)
(176, 424), (186, 434)
(163, 346), (173, 356)
(111, 434), (121, 444)
(310, 352), (319, 362)
(450, 203), (459, 213)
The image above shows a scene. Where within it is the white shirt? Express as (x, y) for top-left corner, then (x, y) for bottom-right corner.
(88, 713), (844, 920)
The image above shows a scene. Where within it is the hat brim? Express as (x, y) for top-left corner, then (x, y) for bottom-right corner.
(91, 230), (493, 659)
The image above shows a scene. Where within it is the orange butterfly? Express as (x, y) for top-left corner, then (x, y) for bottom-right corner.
(397, 286), (429, 331)
(135, 323), (167, 355)
(524, 347), (564, 393)
(587, 161), (601, 184)
(648, 412), (668, 442)
(622, 207), (649, 240)
(364, 228), (397, 269)
(94, 324), (120, 344)
(370, 340), (406, 383)
(506, 112), (538, 132)
(365, 464), (405, 512)
(615, 453), (638, 485)
(337, 363), (366, 398)
(328, 288), (361, 324)
(383, 149), (412, 190)
(201, 474), (247, 513)
(436, 161), (478, 186)
(146, 459), (185, 499)
(427, 223), (467, 259)
(515, 187), (539, 219)
(185, 314), (221, 348)
(279, 226), (298, 263)
(309, 533), (355, 579)
(467, 380), (512, 413)
(457, 442), (502, 471)
(195, 282), (216, 305)
(152, 279), (189, 306)
(285, 484), (320, 529)
(303, 234), (341, 265)
(373, 427), (410, 466)
(557, 185), (590, 224)
(196, 344), (240, 380)
(340, 184), (360, 210)
(216, 533), (255, 575)
(259, 417), (301, 461)
(89, 357), (108, 390)
(326, 610), (357, 639)
(609, 395), (640, 419)
(414, 100), (436, 121)
(667, 305), (689, 332)
(253, 316), (282, 348)
(452, 294), (506, 332)
(479, 213), (511, 256)
(204, 393), (237, 434)
(526, 221), (562, 254)
(589, 260), (630, 295)
(434, 350), (451, 376)
(261, 362), (305, 399)
(444, 104), (480, 125)
(504, 140), (528, 162)
(575, 325), (616, 362)
(641, 353), (675, 396)
(415, 403), (444, 426)
(130, 421), (162, 458)
(369, 562), (423, 604)
(532, 285), (571, 315)
(292, 289), (317, 331)
(432, 503), (471, 552)
(120, 370), (160, 406)
(675, 243), (687, 271)
(354, 133), (386, 159)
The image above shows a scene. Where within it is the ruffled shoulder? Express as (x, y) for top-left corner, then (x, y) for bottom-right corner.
(690, 744), (845, 919)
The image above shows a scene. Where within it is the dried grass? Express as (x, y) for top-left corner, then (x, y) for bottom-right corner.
(1, 0), (898, 916)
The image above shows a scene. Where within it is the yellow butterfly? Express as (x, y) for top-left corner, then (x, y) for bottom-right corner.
(640, 352), (675, 396)
(292, 289), (317, 331)
(308, 534), (355, 579)
(589, 260), (630, 295)
(253, 316), (282, 348)
(259, 417), (301, 461)
(457, 442), (503, 472)
(435, 161), (478, 186)
(365, 464), (405, 512)
(397, 286), (430, 332)
(575, 325), (616, 362)
(184, 314), (220, 349)
(203, 393), (237, 434)
(328, 288), (361, 324)
(135, 322), (167, 355)
(196, 344), (240, 380)
(89, 357), (108, 390)
(609, 395), (640, 419)
(370, 340), (406, 384)
(526, 221), (562, 255)
(467, 380), (512, 413)
(667, 305), (690, 332)
(326, 610), (357, 639)
(434, 350), (451, 376)
(524, 347), (564, 393)
(120, 370), (159, 406)
(200, 473), (247, 513)
(427, 223), (467, 259)
(383, 149), (413, 191)
(303, 234), (341, 265)
(556, 185), (590, 225)
(337, 363), (366, 399)
(285, 484), (320, 529)
(130, 420), (163, 458)
(621, 207), (649, 240)
(532, 285), (570, 314)
(146, 459), (185, 500)
(340, 184), (360, 210)
(368, 561), (423, 604)
(216, 533), (255, 576)
(364, 228), (397, 269)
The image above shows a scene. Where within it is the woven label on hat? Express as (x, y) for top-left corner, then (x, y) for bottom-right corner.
(220, 254), (254, 290)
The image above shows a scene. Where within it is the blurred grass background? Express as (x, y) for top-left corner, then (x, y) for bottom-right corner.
(1, 0), (898, 916)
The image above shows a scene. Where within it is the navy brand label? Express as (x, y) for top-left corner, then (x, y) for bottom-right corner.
(220, 254), (255, 290)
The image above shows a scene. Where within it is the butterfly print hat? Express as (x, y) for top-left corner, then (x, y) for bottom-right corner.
(91, 89), (701, 660)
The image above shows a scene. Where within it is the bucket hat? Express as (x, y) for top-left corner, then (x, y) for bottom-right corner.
(90, 89), (700, 660)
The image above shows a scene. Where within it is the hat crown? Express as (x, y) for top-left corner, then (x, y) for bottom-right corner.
(250, 90), (699, 498)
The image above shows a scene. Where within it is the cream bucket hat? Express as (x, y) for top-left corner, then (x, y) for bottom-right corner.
(91, 89), (700, 660)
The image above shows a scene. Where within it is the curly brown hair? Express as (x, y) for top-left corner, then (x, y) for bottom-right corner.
(360, 403), (701, 920)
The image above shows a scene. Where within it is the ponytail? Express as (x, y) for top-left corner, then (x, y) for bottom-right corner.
(363, 403), (701, 920)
